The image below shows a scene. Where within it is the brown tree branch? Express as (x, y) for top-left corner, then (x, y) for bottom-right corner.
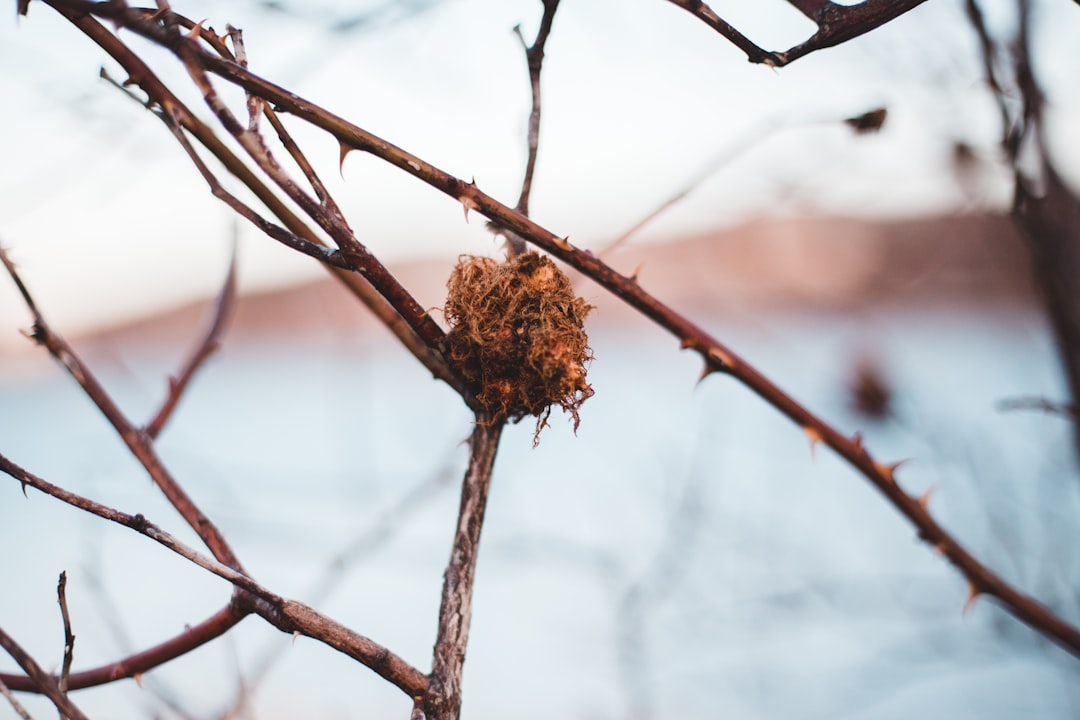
(71, 5), (473, 405)
(30, 0), (1080, 659)
(426, 417), (504, 720)
(966, 0), (1080, 458)
(0, 625), (89, 720)
(661, 0), (780, 65)
(0, 244), (244, 572)
(777, 0), (932, 65)
(662, 0), (931, 67)
(0, 604), (244, 693)
(144, 245), (237, 440)
(0, 452), (430, 700)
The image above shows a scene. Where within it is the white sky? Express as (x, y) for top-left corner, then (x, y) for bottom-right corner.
(1, 0), (1078, 344)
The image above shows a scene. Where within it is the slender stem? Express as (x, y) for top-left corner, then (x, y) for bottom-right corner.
(0, 245), (244, 572)
(426, 418), (504, 720)
(514, 0), (559, 216)
(0, 605), (245, 693)
(0, 626), (89, 720)
(144, 246), (237, 439)
(0, 677), (33, 720)
(30, 0), (1080, 661)
(0, 452), (429, 699)
(56, 572), (75, 696)
(69, 5), (474, 405)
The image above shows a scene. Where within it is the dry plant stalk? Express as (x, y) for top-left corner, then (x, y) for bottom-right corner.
(444, 252), (593, 440)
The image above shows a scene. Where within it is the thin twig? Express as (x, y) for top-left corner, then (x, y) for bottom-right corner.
(86, 10), (471, 404)
(32, 0), (1080, 660)
(426, 417), (504, 720)
(775, 0), (932, 65)
(503, 0), (560, 256)
(0, 452), (429, 700)
(0, 605), (245, 693)
(662, 0), (930, 67)
(56, 572), (75, 699)
(602, 107), (886, 255)
(0, 676), (34, 720)
(660, 0), (779, 65)
(144, 244), (238, 439)
(0, 244), (244, 572)
(222, 461), (453, 713)
(0, 626), (89, 720)
(997, 396), (1077, 419)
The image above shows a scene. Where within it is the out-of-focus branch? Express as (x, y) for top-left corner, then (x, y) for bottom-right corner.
(30, 0), (1080, 661)
(144, 246), (237, 440)
(36, 0), (1080, 659)
(0, 453), (430, 700)
(0, 625), (89, 720)
(966, 0), (1080, 458)
(0, 677), (33, 720)
(0, 244), (244, 572)
(426, 417), (504, 720)
(997, 396), (1077, 419)
(602, 107), (887, 255)
(663, 0), (930, 66)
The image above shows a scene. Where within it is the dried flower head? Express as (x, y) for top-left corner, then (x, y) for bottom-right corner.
(444, 251), (593, 443)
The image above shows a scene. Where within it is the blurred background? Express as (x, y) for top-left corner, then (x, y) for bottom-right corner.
(2, 0), (1080, 718)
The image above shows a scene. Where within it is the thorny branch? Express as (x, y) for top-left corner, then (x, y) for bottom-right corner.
(0, 452), (430, 700)
(0, 244), (244, 573)
(663, 0), (932, 66)
(73, 4), (473, 403)
(6, 0), (1080, 715)
(39, 0), (1080, 659)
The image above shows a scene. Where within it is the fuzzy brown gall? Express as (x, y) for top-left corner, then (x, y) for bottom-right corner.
(444, 252), (593, 443)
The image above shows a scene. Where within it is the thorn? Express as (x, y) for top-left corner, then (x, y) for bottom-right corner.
(679, 338), (695, 350)
(21, 479), (28, 498)
(338, 142), (353, 179)
(628, 263), (643, 283)
(874, 459), (906, 484)
(804, 426), (823, 458)
(133, 672), (144, 688)
(552, 236), (573, 251)
(917, 486), (934, 511)
(963, 582), (981, 615)
(186, 19), (208, 41)
(292, 630), (301, 645)
(461, 196), (478, 223)
(696, 361), (717, 386)
(706, 347), (734, 371)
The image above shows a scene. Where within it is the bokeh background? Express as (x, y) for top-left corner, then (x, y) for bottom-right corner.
(2, 0), (1080, 718)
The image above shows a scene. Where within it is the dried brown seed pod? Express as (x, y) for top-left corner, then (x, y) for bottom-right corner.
(444, 251), (593, 443)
